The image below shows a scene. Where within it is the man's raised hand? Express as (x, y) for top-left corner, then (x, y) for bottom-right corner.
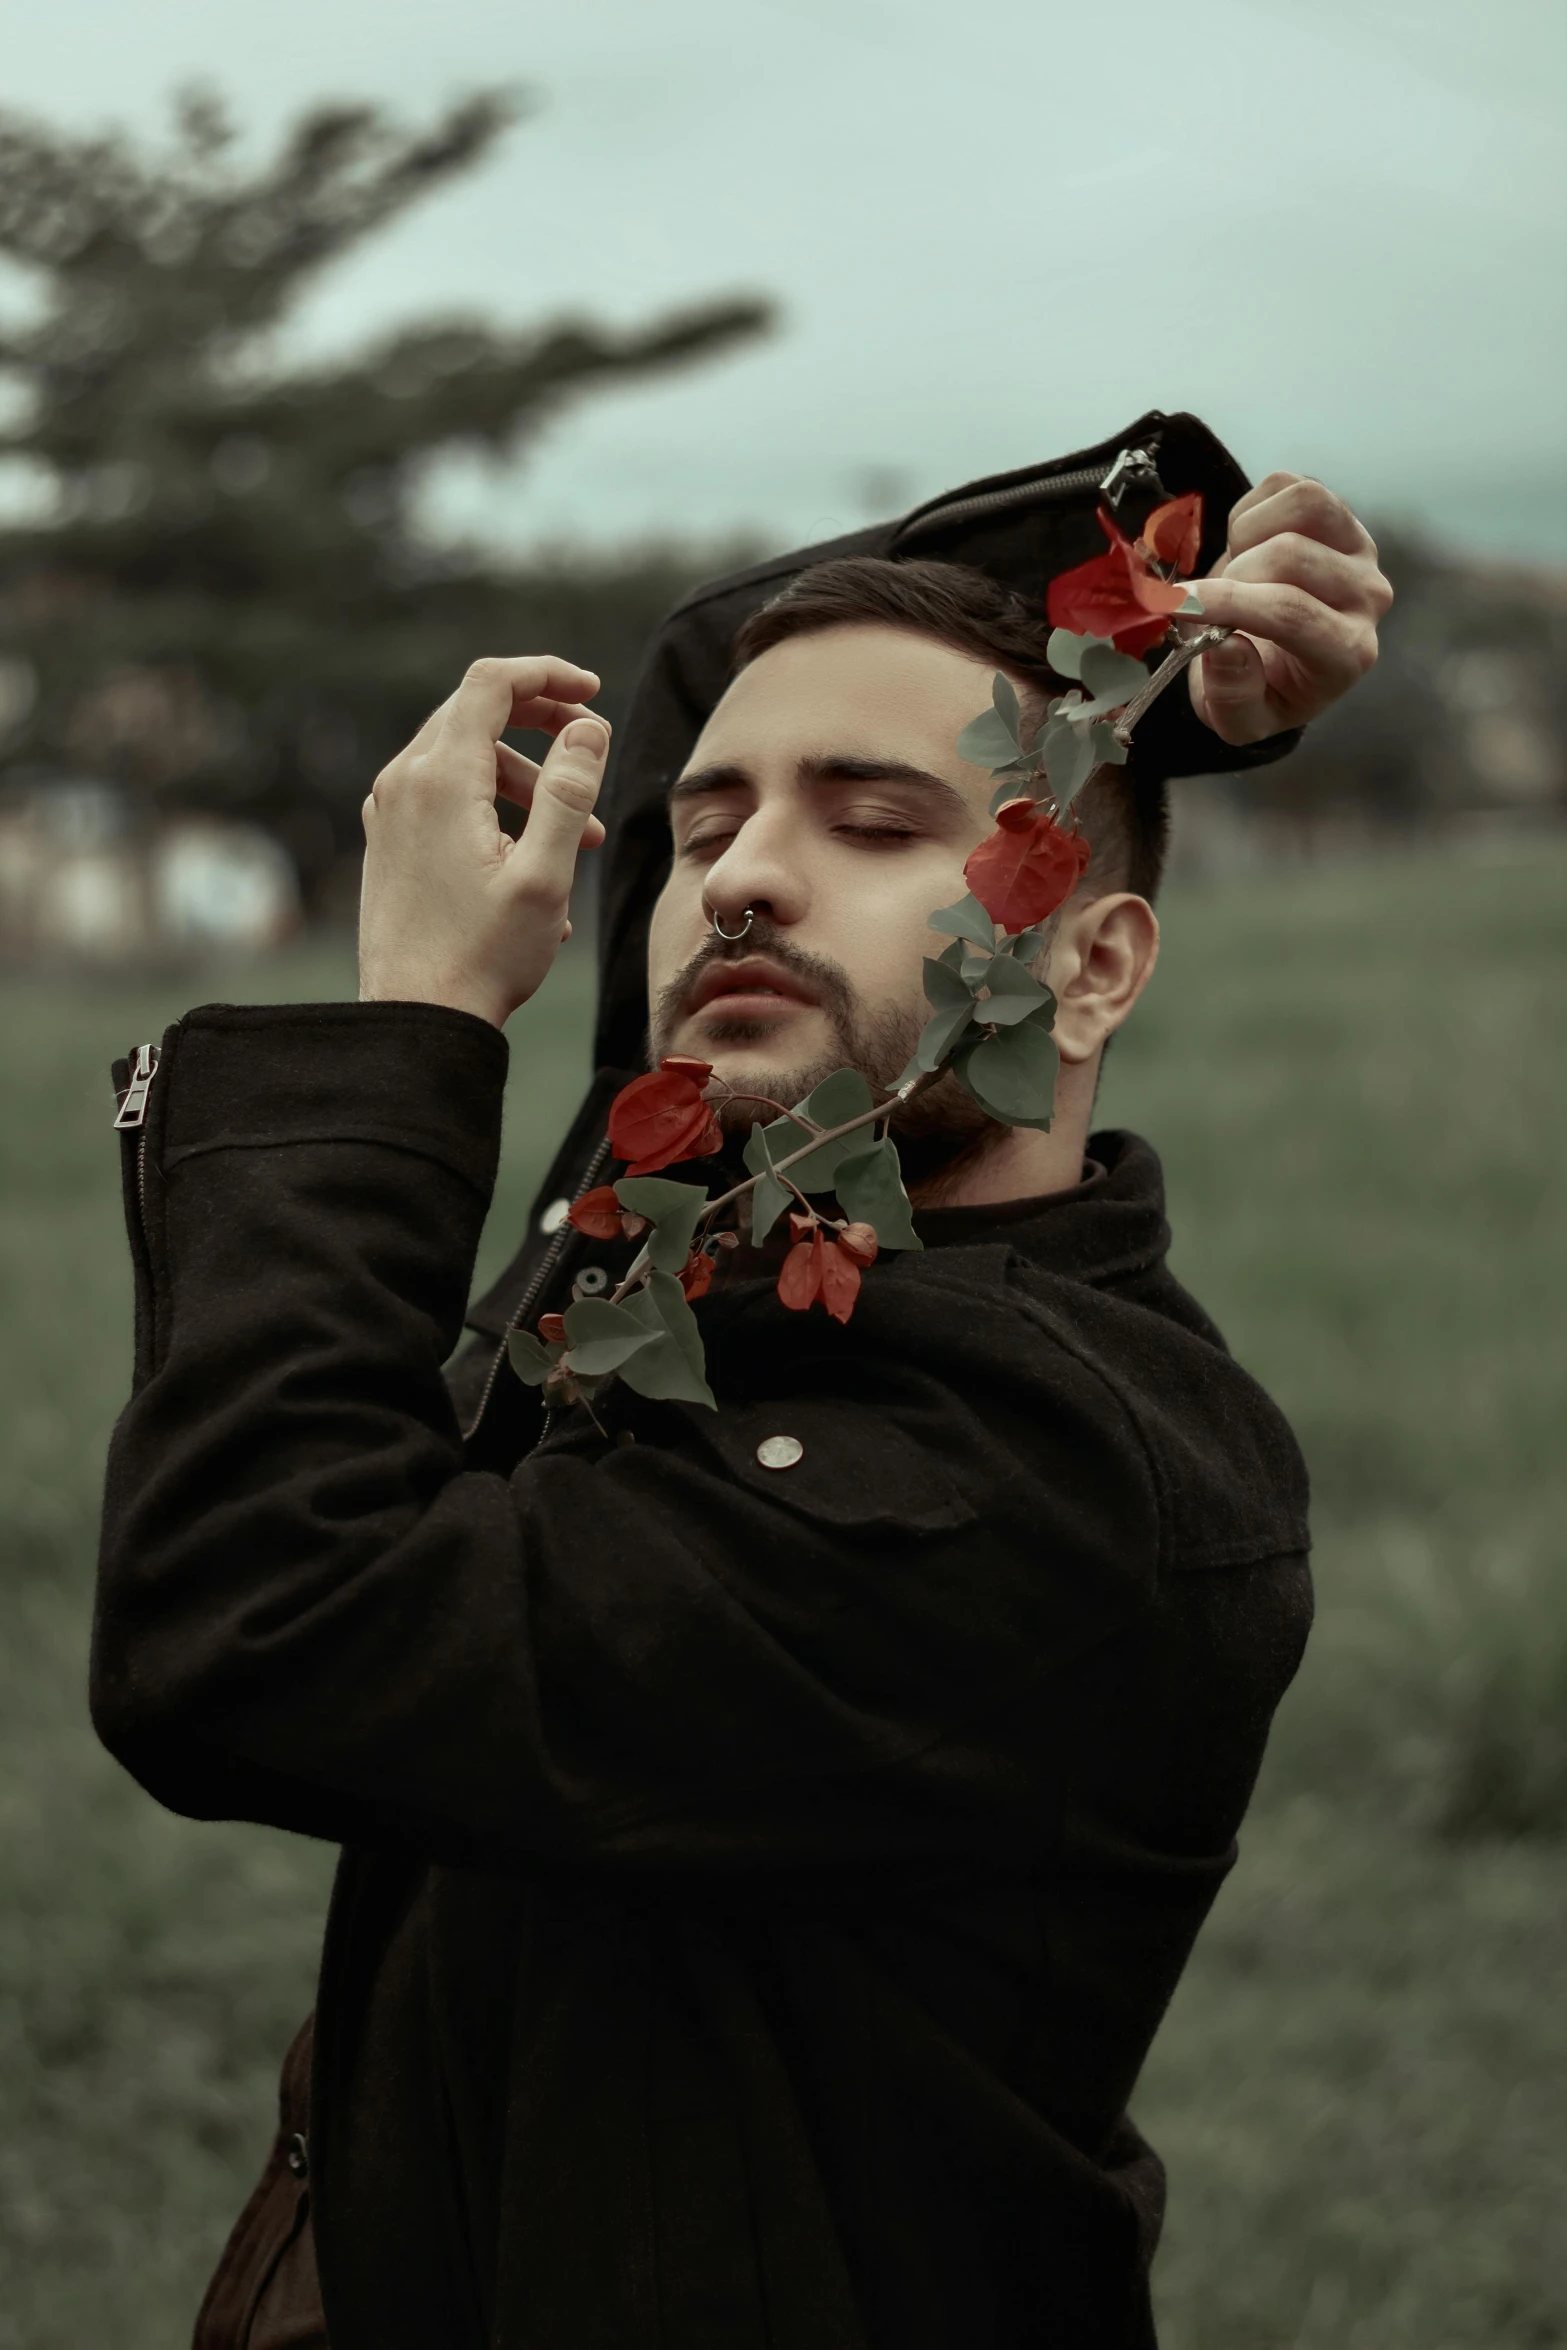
(359, 654), (609, 1029)
(1189, 474), (1394, 745)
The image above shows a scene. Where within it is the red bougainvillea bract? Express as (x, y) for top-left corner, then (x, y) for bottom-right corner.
(567, 1185), (627, 1240)
(1045, 496), (1201, 656)
(777, 1226), (863, 1323)
(607, 1058), (723, 1177)
(964, 802), (1092, 933)
(1140, 491), (1203, 574)
(677, 1250), (715, 1300)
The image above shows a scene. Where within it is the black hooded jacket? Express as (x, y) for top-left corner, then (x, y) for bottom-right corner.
(92, 413), (1312, 2350)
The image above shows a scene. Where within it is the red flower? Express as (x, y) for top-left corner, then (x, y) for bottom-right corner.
(964, 802), (1092, 933)
(1045, 502), (1200, 656)
(1141, 491), (1202, 574)
(568, 1185), (627, 1241)
(677, 1249), (715, 1300)
(537, 1313), (567, 1344)
(607, 1058), (723, 1177)
(777, 1227), (862, 1324)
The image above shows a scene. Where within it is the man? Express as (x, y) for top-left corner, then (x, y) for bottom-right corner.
(93, 414), (1390, 2349)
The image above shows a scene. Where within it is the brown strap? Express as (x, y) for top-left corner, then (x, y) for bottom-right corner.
(192, 2012), (329, 2350)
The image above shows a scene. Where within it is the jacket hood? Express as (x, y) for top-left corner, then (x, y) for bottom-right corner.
(589, 406), (1301, 1071)
(459, 410), (1304, 1375)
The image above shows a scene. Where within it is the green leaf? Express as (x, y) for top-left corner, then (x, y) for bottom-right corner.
(749, 1124), (791, 1245)
(992, 671), (1023, 734)
(1091, 719), (1129, 766)
(559, 1297), (659, 1376)
(797, 1067), (876, 1129)
(1042, 717), (1096, 806)
(614, 1175), (706, 1224)
(981, 958), (1054, 1026)
(614, 1176), (707, 1272)
(616, 1272), (716, 1409)
(935, 936), (967, 973)
(1079, 640), (1149, 701)
(742, 1067), (876, 1194)
(960, 944), (994, 986)
(955, 1020), (1058, 1129)
(1001, 921), (1050, 965)
(956, 705), (1022, 771)
(915, 997), (977, 1071)
(990, 775), (1033, 817)
(507, 1329), (558, 1386)
(928, 893), (997, 950)
(923, 953), (975, 1013)
(833, 1137), (923, 1251)
(1047, 625), (1099, 681)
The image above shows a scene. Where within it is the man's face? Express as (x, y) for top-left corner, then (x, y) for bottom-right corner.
(647, 623), (1004, 1118)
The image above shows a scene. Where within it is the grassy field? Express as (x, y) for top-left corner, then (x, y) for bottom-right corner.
(1, 844), (1564, 2347)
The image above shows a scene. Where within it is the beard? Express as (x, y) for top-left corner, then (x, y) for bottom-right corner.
(648, 916), (1004, 1200)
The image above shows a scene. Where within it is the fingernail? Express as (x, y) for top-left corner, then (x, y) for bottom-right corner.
(563, 717), (610, 754)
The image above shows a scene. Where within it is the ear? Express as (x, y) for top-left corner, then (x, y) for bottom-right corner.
(1048, 892), (1160, 1067)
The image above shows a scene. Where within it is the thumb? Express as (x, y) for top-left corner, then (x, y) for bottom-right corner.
(506, 715), (611, 901)
(1191, 631), (1267, 744)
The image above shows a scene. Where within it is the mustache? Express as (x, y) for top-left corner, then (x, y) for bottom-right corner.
(652, 917), (856, 1040)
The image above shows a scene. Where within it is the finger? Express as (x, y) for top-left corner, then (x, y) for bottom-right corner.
(1188, 577), (1374, 695)
(1226, 477), (1372, 562)
(495, 740), (606, 844)
(1220, 469), (1301, 533)
(503, 714), (611, 904)
(494, 741), (542, 805)
(1219, 530), (1392, 615)
(1190, 633), (1272, 743)
(508, 697), (605, 740)
(441, 656), (603, 764)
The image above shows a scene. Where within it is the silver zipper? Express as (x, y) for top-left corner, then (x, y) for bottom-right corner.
(114, 1042), (160, 1130)
(461, 1134), (614, 1441)
(894, 444), (1170, 550)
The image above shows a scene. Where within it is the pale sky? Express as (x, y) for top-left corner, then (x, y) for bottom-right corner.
(3, 0), (1564, 562)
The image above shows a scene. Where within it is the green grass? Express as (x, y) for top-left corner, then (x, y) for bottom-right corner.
(2, 848), (1565, 2346)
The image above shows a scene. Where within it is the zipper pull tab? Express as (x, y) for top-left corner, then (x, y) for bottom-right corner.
(114, 1042), (161, 1131)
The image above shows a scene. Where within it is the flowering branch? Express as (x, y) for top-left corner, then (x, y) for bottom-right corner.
(1112, 622), (1234, 745)
(508, 483), (1219, 1410)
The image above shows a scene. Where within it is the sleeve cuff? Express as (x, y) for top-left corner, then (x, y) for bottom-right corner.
(156, 1000), (510, 1197)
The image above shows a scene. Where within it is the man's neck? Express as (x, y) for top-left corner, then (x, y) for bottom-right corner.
(908, 1116), (1091, 1210)
(906, 1055), (1098, 1210)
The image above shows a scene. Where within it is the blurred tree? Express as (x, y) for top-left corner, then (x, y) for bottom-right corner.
(0, 87), (771, 902)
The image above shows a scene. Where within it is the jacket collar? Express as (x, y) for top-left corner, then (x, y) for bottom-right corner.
(912, 1129), (1173, 1290)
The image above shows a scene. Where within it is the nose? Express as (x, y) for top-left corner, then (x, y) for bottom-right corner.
(700, 807), (809, 935)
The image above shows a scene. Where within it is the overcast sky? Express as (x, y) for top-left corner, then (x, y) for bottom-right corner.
(4, 0), (1564, 563)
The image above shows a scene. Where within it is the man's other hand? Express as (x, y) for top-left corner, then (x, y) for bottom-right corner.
(1188, 474), (1394, 745)
(358, 654), (609, 1029)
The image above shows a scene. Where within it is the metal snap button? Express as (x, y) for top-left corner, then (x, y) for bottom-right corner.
(539, 1197), (571, 1234)
(756, 1435), (804, 1470)
(285, 2131), (309, 2179)
(573, 1265), (609, 1296)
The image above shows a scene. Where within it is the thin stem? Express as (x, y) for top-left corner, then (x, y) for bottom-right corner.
(713, 1085), (823, 1129)
(698, 1069), (939, 1224)
(1112, 623), (1233, 745)
(603, 1069), (941, 1307)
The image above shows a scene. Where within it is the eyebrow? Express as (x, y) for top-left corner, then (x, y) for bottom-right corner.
(667, 753), (970, 818)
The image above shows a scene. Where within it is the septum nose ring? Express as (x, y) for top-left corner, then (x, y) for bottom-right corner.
(708, 904), (755, 942)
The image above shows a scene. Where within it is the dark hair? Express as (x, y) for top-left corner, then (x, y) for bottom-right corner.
(732, 555), (1169, 901)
